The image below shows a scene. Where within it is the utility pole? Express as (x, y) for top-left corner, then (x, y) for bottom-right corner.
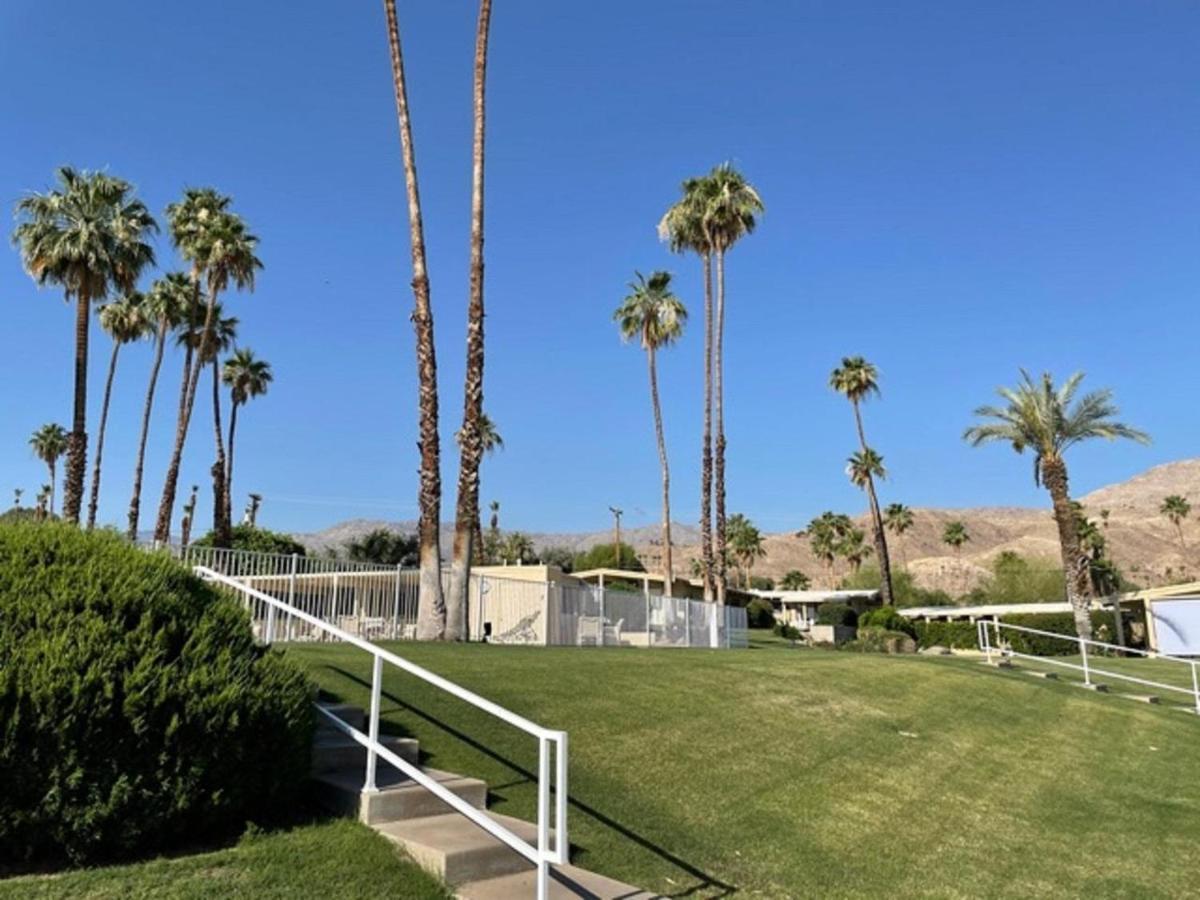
(609, 506), (623, 569)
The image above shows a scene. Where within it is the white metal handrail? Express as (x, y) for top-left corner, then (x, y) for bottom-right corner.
(977, 618), (1200, 714)
(196, 566), (568, 897)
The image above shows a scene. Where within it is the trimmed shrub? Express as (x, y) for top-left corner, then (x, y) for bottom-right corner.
(858, 606), (916, 639)
(0, 524), (314, 867)
(841, 627), (916, 654)
(746, 598), (777, 629)
(912, 620), (978, 650)
(193, 523), (306, 556)
(999, 611), (1117, 656)
(816, 602), (857, 627)
(773, 621), (802, 641)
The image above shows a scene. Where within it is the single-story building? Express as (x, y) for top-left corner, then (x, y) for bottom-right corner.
(748, 588), (880, 630)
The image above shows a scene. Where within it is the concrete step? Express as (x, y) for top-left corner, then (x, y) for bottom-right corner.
(313, 766), (488, 825)
(311, 733), (420, 773)
(1075, 682), (1109, 693)
(458, 862), (660, 899)
(377, 812), (552, 886)
(315, 702), (367, 735)
(1025, 670), (1059, 680)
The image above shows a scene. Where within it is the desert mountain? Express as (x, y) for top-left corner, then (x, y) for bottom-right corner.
(293, 459), (1199, 592)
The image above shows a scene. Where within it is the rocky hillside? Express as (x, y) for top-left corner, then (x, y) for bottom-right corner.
(293, 459), (1199, 592)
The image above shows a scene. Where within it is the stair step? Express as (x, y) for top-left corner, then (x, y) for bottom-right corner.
(311, 733), (419, 773)
(315, 702), (367, 734)
(457, 862), (660, 899)
(377, 812), (552, 886)
(313, 766), (488, 825)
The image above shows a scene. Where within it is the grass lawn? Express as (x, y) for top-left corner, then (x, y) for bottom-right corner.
(996, 651), (1200, 708)
(0, 819), (450, 899)
(288, 638), (1200, 899)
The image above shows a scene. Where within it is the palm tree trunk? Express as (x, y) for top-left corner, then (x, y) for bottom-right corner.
(209, 357), (231, 546)
(48, 460), (57, 517)
(127, 318), (168, 540)
(714, 248), (727, 604)
(447, 0), (493, 643)
(852, 401), (894, 606)
(700, 251), (714, 601)
(226, 399), (240, 526)
(385, 0), (445, 640)
(1042, 455), (1093, 640)
(154, 273), (219, 543)
(647, 346), (674, 597)
(63, 292), (90, 524)
(86, 340), (122, 529)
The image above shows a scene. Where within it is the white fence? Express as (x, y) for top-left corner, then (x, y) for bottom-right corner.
(196, 566), (568, 899)
(977, 619), (1200, 713)
(162, 545), (748, 649)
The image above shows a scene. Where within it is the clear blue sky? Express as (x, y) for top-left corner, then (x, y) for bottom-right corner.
(2, 1), (1197, 536)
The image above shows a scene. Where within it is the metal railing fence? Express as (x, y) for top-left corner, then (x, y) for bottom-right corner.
(977, 619), (1200, 713)
(196, 566), (568, 899)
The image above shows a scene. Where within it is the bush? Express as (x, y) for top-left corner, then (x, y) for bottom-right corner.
(912, 620), (979, 649)
(999, 611), (1117, 656)
(0, 524), (314, 867)
(857, 606), (916, 638)
(816, 602), (857, 627)
(773, 621), (802, 641)
(193, 523), (307, 556)
(746, 598), (777, 629)
(841, 627), (916, 654)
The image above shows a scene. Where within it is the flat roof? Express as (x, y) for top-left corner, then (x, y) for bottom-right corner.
(751, 589), (879, 605)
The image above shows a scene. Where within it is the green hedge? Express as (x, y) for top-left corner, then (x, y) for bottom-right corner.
(858, 606), (916, 639)
(912, 620), (979, 650)
(0, 524), (314, 867)
(911, 612), (1120, 654)
(816, 602), (857, 627)
(746, 598), (776, 629)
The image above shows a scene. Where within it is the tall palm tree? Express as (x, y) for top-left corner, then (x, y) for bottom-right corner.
(839, 527), (872, 575)
(86, 294), (150, 528)
(154, 191), (260, 544)
(614, 271), (687, 596)
(35, 485), (50, 521)
(702, 163), (764, 604)
(805, 511), (852, 588)
(830, 357), (895, 606)
(456, 414), (502, 566)
(127, 272), (192, 540)
(659, 176), (717, 600)
(13, 488), (22, 509)
(180, 484), (199, 551)
(1161, 495), (1191, 554)
(964, 370), (1149, 639)
(29, 423), (68, 517)
(446, 0), (495, 643)
(222, 348), (273, 527)
(13, 168), (157, 523)
(884, 503), (915, 572)
(384, 0), (445, 640)
(942, 520), (969, 556)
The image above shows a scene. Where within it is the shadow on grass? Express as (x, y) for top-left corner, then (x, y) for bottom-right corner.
(321, 664), (737, 898)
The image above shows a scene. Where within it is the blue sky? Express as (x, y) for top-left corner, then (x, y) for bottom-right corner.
(2, 1), (1197, 536)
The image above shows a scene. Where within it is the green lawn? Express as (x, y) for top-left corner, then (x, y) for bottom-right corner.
(0, 820), (450, 899)
(287, 639), (1200, 899)
(996, 650), (1200, 708)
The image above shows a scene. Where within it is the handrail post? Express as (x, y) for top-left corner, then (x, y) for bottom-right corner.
(1080, 636), (1091, 686)
(264, 597), (276, 645)
(392, 563), (402, 639)
(364, 654), (383, 792)
(1192, 662), (1200, 716)
(598, 586), (606, 647)
(537, 735), (550, 899)
(555, 731), (569, 863)
(287, 552), (298, 642)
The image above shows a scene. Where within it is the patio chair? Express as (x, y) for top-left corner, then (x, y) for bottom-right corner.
(604, 618), (625, 646)
(577, 615), (603, 646)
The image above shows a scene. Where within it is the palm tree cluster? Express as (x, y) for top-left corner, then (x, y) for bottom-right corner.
(727, 513), (766, 589)
(803, 511), (873, 586)
(1160, 495), (1190, 555)
(13, 169), (274, 544)
(658, 164), (764, 605)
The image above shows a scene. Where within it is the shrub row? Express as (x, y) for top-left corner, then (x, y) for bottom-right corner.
(910, 611), (1119, 655)
(0, 524), (314, 867)
(816, 602), (858, 627)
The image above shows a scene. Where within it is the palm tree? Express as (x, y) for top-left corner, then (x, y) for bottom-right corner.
(780, 570), (810, 590)
(659, 175), (717, 601)
(830, 357), (895, 605)
(154, 190), (260, 544)
(942, 520), (969, 556)
(805, 511), (852, 587)
(384, 0), (445, 640)
(447, 0), (495, 643)
(13, 168), (157, 522)
(965, 370), (1149, 640)
(244, 493), (263, 527)
(485, 498), (501, 563)
(180, 484), (199, 551)
(1161, 495), (1191, 554)
(727, 513), (766, 589)
(456, 414), (502, 567)
(86, 295), (150, 529)
(884, 503), (915, 572)
(13, 488), (22, 509)
(176, 306), (239, 545)
(614, 271), (687, 596)
(126, 272), (191, 539)
(500, 531), (535, 565)
(839, 527), (872, 575)
(29, 424), (68, 516)
(702, 164), (764, 604)
(35, 485), (50, 521)
(222, 348), (273, 530)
